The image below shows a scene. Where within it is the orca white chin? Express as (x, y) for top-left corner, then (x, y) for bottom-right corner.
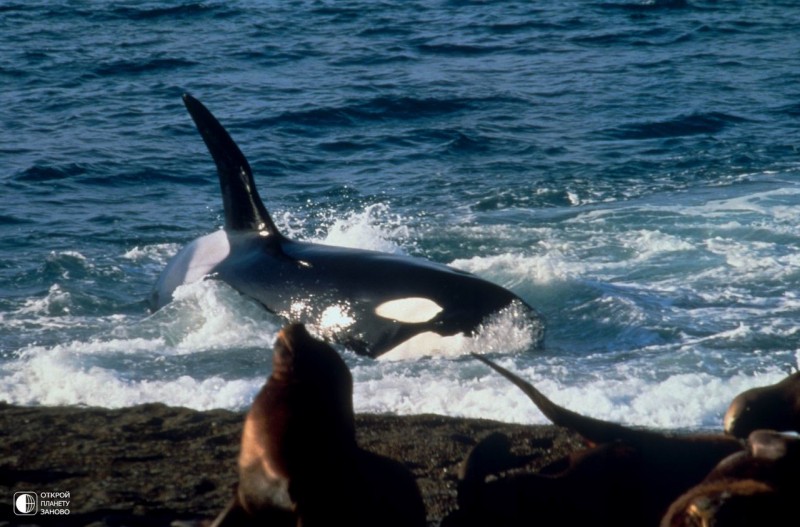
(149, 94), (546, 358)
(377, 331), (469, 361)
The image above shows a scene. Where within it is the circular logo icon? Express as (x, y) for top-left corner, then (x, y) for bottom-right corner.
(14, 492), (37, 515)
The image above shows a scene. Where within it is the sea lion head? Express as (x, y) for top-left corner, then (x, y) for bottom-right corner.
(724, 372), (800, 438)
(272, 322), (352, 386)
(270, 322), (356, 441)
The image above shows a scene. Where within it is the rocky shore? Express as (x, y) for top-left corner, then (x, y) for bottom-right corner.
(1, 403), (584, 526)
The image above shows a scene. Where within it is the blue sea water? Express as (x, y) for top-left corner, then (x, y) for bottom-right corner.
(2, 0), (800, 429)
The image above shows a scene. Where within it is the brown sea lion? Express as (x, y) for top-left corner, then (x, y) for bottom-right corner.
(445, 355), (743, 527)
(442, 430), (647, 527)
(211, 323), (426, 527)
(660, 430), (800, 527)
(724, 371), (800, 438)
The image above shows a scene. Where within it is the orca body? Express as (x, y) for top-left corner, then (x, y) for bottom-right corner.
(150, 94), (544, 358)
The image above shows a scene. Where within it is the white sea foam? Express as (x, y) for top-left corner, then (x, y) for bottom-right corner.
(17, 284), (72, 315)
(1, 348), (261, 409)
(450, 251), (583, 284)
(0, 280), (279, 409)
(1, 306), (795, 430)
(50, 250), (88, 262)
(147, 280), (280, 352)
(1, 339), (793, 427)
(123, 243), (181, 264)
(622, 230), (694, 261)
(281, 202), (413, 254)
(353, 358), (793, 428)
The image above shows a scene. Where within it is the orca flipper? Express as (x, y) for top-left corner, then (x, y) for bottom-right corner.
(183, 93), (282, 236)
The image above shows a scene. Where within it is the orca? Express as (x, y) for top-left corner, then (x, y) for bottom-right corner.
(150, 94), (544, 358)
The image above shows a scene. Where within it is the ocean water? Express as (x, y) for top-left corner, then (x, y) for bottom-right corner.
(2, 0), (800, 430)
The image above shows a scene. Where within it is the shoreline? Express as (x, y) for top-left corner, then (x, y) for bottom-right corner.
(0, 402), (584, 526)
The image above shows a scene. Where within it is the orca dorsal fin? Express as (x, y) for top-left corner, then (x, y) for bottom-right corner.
(182, 93), (282, 236)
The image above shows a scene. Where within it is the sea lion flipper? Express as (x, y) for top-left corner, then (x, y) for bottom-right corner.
(208, 496), (249, 527)
(472, 354), (650, 445)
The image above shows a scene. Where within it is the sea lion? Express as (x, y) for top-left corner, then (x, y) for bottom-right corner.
(724, 371), (800, 438)
(211, 323), (426, 527)
(446, 355), (743, 527)
(660, 430), (800, 527)
(441, 431), (647, 527)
